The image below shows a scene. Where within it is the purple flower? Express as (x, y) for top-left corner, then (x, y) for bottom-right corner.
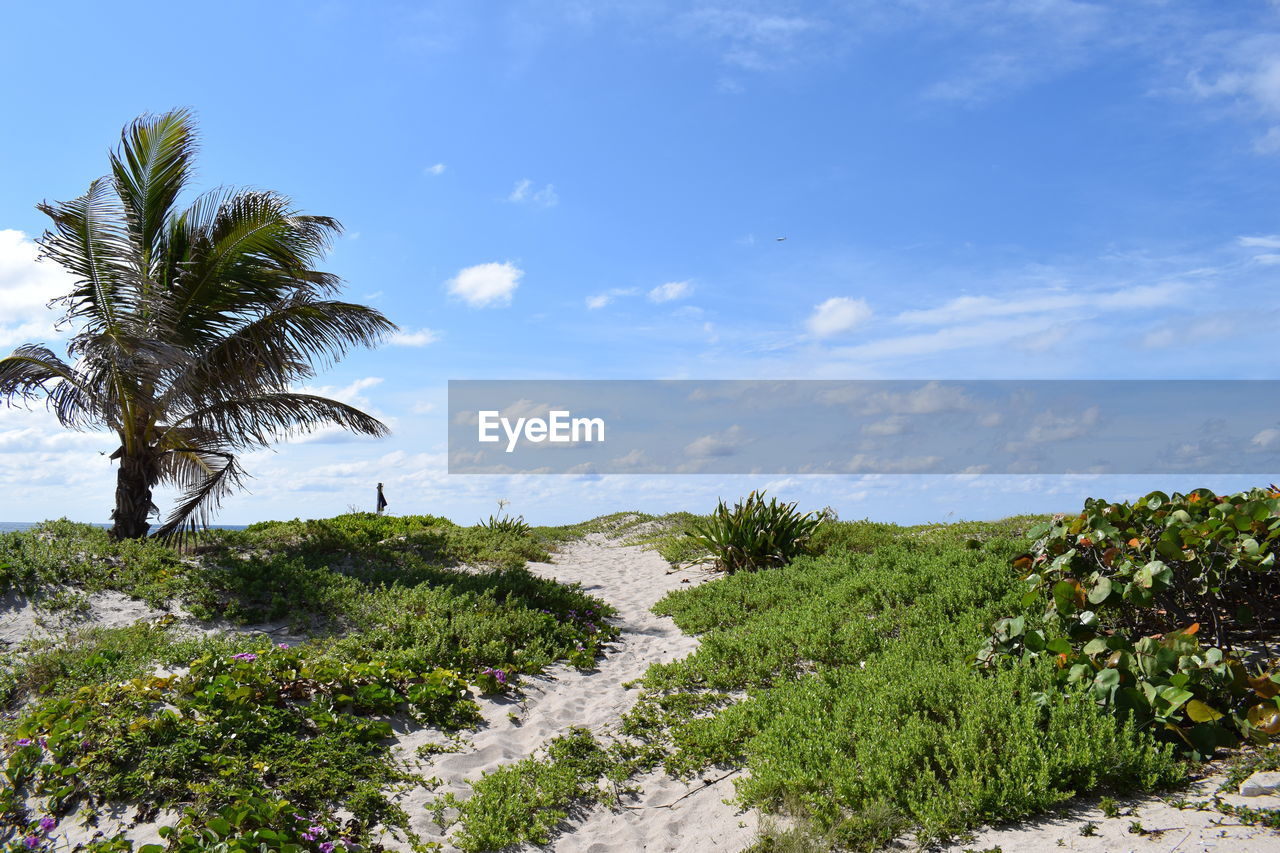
(232, 652), (258, 662)
(301, 832), (317, 842)
(277, 643), (289, 649)
(308, 825), (326, 837)
(23, 836), (40, 849)
(14, 738), (32, 747)
(38, 817), (56, 833)
(38, 737), (47, 748)
(320, 843), (335, 853)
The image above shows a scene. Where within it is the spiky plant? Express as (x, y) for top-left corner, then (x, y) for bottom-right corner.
(687, 490), (822, 573)
(0, 109), (395, 539)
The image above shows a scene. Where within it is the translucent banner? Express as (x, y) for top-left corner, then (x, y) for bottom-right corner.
(446, 380), (1280, 475)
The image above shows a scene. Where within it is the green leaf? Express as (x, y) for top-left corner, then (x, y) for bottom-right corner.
(1186, 699), (1224, 723)
(1046, 637), (1073, 655)
(1159, 686), (1194, 712)
(1087, 576), (1112, 604)
(1083, 638), (1109, 656)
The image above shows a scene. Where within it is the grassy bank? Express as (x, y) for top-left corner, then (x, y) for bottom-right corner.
(0, 514), (615, 850)
(444, 503), (1279, 851)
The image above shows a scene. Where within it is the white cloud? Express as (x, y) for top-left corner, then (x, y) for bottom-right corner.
(807, 296), (872, 338)
(424, 163), (446, 176)
(846, 453), (942, 473)
(1237, 234), (1280, 250)
(684, 425), (746, 458)
(0, 229), (76, 348)
(585, 287), (638, 310)
(389, 328), (440, 347)
(678, 8), (823, 71)
(446, 262), (523, 308)
(862, 416), (908, 436)
(648, 280), (693, 303)
(896, 285), (1182, 327)
(1252, 428), (1280, 449)
(507, 178), (559, 207)
(1186, 38), (1280, 152)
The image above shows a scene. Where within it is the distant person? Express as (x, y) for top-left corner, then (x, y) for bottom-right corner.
(376, 482), (388, 515)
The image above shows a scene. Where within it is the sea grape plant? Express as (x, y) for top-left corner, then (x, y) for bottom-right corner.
(978, 488), (1280, 758)
(1017, 487), (1280, 645)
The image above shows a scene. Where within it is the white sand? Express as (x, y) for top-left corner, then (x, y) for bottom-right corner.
(935, 775), (1280, 853)
(0, 589), (170, 647)
(389, 532), (760, 852)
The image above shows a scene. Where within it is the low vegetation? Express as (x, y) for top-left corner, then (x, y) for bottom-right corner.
(432, 728), (615, 852)
(3, 492), (1278, 852)
(442, 492), (1278, 852)
(0, 513), (615, 851)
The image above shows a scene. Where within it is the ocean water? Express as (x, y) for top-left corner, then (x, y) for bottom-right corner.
(0, 521), (249, 533)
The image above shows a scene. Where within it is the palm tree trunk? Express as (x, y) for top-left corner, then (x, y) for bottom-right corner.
(111, 451), (157, 539)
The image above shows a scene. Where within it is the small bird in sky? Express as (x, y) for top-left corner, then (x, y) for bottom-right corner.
(776, 237), (787, 241)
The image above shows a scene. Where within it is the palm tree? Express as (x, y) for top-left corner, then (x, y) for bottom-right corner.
(0, 109), (396, 539)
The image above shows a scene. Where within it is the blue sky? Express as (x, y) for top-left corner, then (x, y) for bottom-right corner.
(2, 1), (1280, 526)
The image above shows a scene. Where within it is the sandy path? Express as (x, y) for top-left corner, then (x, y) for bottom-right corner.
(391, 533), (760, 852)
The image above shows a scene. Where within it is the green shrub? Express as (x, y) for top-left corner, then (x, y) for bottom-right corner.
(979, 488), (1280, 758)
(434, 728), (611, 852)
(619, 530), (1185, 849)
(1017, 488), (1280, 642)
(686, 491), (821, 573)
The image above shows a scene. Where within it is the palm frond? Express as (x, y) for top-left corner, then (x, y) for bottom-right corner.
(153, 447), (245, 540)
(160, 297), (396, 410)
(109, 108), (198, 275)
(172, 392), (388, 448)
(0, 345), (100, 428)
(170, 191), (345, 339)
(36, 178), (134, 329)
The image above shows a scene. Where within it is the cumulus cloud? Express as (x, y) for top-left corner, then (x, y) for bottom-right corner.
(0, 229), (76, 348)
(648, 281), (692, 303)
(807, 296), (872, 338)
(447, 262), (523, 308)
(424, 163), (446, 176)
(389, 328), (440, 347)
(508, 178), (559, 207)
